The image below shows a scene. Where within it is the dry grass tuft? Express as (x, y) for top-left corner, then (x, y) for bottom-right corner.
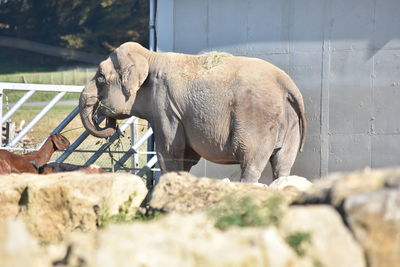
(201, 51), (232, 70)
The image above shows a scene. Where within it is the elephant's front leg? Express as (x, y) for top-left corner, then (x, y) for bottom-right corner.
(153, 120), (187, 173)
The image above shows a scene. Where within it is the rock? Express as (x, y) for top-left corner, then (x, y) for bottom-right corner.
(269, 176), (312, 198)
(292, 167), (400, 267)
(344, 188), (400, 267)
(149, 172), (275, 213)
(0, 172), (147, 243)
(294, 168), (399, 207)
(0, 219), (48, 267)
(52, 213), (303, 267)
(280, 205), (366, 267)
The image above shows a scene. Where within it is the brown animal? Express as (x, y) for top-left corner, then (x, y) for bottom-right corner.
(0, 133), (70, 174)
(38, 162), (108, 174)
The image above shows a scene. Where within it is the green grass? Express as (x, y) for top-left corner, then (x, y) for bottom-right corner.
(207, 194), (285, 230)
(2, 90), (80, 104)
(0, 68), (95, 86)
(3, 105), (81, 142)
(98, 194), (164, 228)
(285, 231), (312, 257)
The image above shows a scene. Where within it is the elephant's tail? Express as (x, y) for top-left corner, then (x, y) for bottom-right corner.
(280, 74), (307, 152)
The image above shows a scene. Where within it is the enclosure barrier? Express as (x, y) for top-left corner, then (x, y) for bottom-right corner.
(0, 82), (160, 186)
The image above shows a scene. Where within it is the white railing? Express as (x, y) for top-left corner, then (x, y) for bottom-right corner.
(0, 82), (159, 185)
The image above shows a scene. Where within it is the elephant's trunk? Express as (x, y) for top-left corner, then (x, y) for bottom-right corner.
(79, 79), (116, 138)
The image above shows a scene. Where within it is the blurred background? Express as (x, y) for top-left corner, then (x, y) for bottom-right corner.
(0, 0), (150, 172)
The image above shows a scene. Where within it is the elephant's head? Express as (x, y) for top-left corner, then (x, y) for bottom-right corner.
(79, 42), (150, 138)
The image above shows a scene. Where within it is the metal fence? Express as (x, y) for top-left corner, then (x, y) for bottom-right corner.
(0, 82), (159, 185)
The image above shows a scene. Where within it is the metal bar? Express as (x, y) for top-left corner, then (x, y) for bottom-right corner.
(149, 0), (157, 51)
(113, 127), (154, 171)
(56, 116), (106, 163)
(0, 82), (83, 93)
(0, 147), (156, 154)
(50, 106), (80, 135)
(84, 116), (136, 166)
(130, 121), (138, 172)
(137, 155), (158, 185)
(9, 91), (67, 147)
(56, 130), (90, 163)
(0, 90), (35, 125)
(148, 0), (157, 183)
(35, 106), (80, 150)
(0, 88), (3, 146)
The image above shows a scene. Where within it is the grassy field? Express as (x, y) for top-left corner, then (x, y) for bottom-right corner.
(5, 105), (82, 142)
(2, 90), (81, 104)
(0, 68), (96, 86)
(0, 67), (95, 107)
(0, 68), (95, 104)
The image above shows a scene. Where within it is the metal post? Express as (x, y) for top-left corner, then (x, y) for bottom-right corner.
(0, 88), (3, 147)
(5, 121), (15, 145)
(113, 127), (154, 171)
(149, 0), (157, 51)
(147, 0), (158, 188)
(130, 120), (139, 173)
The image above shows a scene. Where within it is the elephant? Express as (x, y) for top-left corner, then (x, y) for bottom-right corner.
(79, 42), (307, 183)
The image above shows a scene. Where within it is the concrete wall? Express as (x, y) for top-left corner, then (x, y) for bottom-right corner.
(156, 0), (400, 183)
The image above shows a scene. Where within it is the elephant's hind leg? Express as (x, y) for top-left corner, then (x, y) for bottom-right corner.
(239, 130), (277, 183)
(183, 146), (201, 172)
(269, 122), (301, 180)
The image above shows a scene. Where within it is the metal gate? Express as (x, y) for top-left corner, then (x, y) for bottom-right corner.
(0, 82), (160, 186)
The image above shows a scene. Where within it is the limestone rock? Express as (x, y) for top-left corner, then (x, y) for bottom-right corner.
(149, 172), (275, 213)
(344, 188), (400, 267)
(269, 176), (312, 199)
(53, 213), (303, 267)
(0, 219), (48, 267)
(0, 172), (147, 242)
(292, 167), (400, 267)
(280, 205), (366, 267)
(294, 168), (400, 207)
(270, 176), (312, 191)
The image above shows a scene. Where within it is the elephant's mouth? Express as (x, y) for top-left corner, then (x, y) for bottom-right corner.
(96, 101), (131, 120)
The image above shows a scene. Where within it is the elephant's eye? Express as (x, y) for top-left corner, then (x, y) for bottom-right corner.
(97, 74), (106, 83)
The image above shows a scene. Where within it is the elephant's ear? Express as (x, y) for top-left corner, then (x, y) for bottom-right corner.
(117, 52), (149, 99)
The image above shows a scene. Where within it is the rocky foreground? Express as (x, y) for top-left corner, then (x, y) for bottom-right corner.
(0, 168), (399, 267)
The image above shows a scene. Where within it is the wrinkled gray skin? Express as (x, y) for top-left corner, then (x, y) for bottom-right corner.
(79, 42), (307, 182)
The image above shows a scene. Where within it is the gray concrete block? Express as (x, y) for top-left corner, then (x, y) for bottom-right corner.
(372, 134), (400, 168)
(189, 157), (207, 177)
(290, 0), (324, 52)
(156, 0), (174, 52)
(291, 135), (321, 180)
(373, 0), (400, 49)
(289, 52), (322, 136)
(174, 0), (208, 54)
(372, 50), (400, 134)
(257, 54), (290, 73)
(328, 134), (371, 172)
(197, 160), (242, 182)
(247, 0), (289, 55)
(190, 159), (242, 182)
(208, 0), (248, 54)
(330, 0), (375, 50)
(329, 50), (373, 134)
